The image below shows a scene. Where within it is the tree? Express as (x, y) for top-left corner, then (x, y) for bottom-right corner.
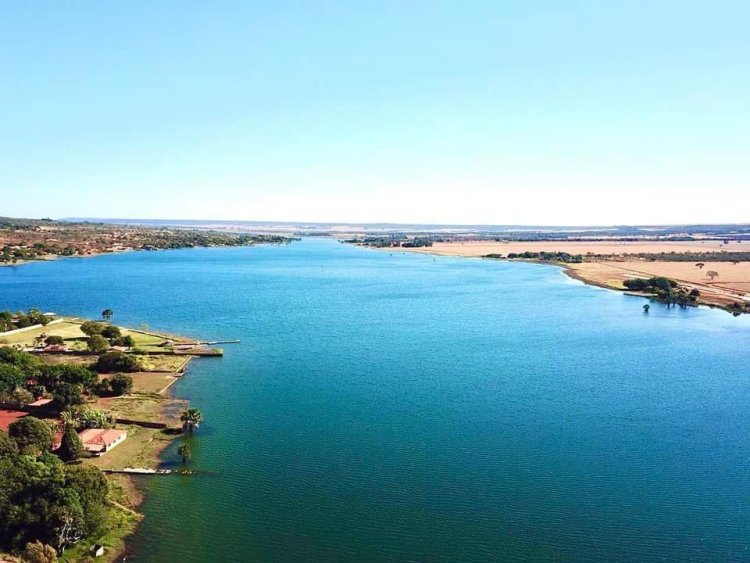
(58, 428), (83, 462)
(93, 378), (111, 397)
(0, 361), (25, 387)
(87, 335), (110, 353)
(101, 309), (113, 322)
(22, 540), (58, 563)
(706, 270), (719, 281)
(53, 382), (83, 409)
(8, 416), (53, 455)
(26, 309), (50, 327)
(178, 442), (192, 464)
(180, 408), (203, 432)
(108, 373), (133, 396)
(79, 321), (104, 337)
(695, 262), (705, 269)
(44, 335), (65, 346)
(101, 325), (121, 340)
(0, 346), (42, 370)
(38, 364), (98, 392)
(2, 386), (34, 408)
(64, 464), (109, 536)
(0, 429), (17, 458)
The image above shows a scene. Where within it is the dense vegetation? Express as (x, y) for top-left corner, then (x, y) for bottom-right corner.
(0, 217), (291, 264)
(344, 235), (438, 248)
(485, 251), (584, 263)
(0, 348), (95, 408)
(0, 345), (139, 412)
(0, 344), (137, 558)
(631, 252), (750, 262)
(0, 427), (110, 556)
(623, 277), (700, 308)
(0, 309), (51, 332)
(93, 351), (141, 374)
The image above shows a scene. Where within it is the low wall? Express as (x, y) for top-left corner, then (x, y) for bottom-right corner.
(115, 418), (168, 429)
(0, 318), (64, 337)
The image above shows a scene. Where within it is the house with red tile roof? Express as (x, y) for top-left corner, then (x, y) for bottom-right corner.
(78, 428), (127, 454)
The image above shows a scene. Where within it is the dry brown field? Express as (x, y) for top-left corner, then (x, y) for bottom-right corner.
(402, 240), (750, 310)
(405, 239), (747, 257)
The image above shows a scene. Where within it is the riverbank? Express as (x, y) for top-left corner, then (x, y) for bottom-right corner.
(0, 215), (293, 266)
(391, 242), (750, 314)
(0, 314), (216, 562)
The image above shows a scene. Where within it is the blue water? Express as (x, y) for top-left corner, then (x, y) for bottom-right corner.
(2, 238), (750, 561)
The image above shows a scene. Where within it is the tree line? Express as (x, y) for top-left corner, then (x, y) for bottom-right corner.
(623, 277), (700, 308)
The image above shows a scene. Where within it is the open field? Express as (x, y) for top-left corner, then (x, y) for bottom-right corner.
(96, 394), (188, 426)
(101, 371), (181, 394)
(567, 261), (750, 308)
(0, 319), (85, 345)
(403, 239), (748, 257)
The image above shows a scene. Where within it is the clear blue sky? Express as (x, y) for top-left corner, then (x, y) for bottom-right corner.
(1, 1), (748, 225)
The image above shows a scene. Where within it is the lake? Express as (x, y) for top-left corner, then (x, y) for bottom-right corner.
(2, 238), (749, 561)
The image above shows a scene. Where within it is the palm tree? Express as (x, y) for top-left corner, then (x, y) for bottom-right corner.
(180, 408), (203, 432)
(101, 309), (113, 322)
(178, 443), (192, 464)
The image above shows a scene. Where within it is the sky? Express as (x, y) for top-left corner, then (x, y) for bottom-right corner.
(1, 1), (748, 226)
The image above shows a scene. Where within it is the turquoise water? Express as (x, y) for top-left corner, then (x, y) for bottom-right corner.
(2, 238), (750, 561)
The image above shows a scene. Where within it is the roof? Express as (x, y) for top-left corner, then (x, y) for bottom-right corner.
(27, 398), (54, 407)
(79, 428), (127, 451)
(0, 409), (28, 432)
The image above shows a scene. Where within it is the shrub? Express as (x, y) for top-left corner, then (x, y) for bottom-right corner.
(113, 335), (136, 347)
(43, 335), (64, 346)
(22, 540), (58, 563)
(87, 335), (110, 353)
(80, 320), (105, 336)
(93, 351), (141, 373)
(108, 373), (133, 396)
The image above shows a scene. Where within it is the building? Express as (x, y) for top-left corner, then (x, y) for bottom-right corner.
(27, 398), (54, 408)
(78, 428), (128, 454)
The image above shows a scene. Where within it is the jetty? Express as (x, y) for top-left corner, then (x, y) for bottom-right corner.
(172, 340), (239, 346)
(103, 468), (172, 475)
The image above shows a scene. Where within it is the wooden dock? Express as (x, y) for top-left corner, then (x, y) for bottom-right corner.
(103, 468), (172, 475)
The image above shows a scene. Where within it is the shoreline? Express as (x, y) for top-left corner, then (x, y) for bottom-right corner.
(110, 375), (189, 562)
(382, 245), (749, 315)
(0, 237), (295, 269)
(0, 314), (210, 562)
